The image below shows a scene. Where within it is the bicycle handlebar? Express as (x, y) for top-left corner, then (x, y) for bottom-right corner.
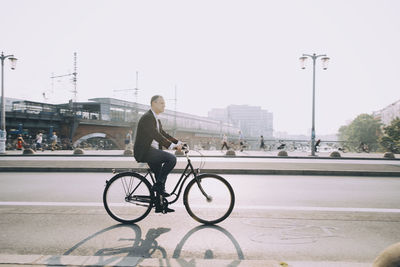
(182, 143), (189, 154)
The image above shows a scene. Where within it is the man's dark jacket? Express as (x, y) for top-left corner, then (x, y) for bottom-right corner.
(134, 110), (178, 162)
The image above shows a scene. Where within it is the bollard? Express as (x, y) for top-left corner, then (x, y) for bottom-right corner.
(124, 149), (133, 156)
(225, 149), (236, 157)
(277, 150), (288, 157)
(73, 148), (84, 155)
(330, 151), (341, 158)
(23, 148), (35, 155)
(174, 150), (184, 156)
(383, 152), (395, 159)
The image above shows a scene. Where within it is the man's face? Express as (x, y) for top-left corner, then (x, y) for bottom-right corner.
(152, 97), (165, 114)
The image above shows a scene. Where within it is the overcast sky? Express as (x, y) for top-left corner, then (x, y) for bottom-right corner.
(1, 0), (399, 135)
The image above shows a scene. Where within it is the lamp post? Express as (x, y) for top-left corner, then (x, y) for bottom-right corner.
(0, 52), (18, 154)
(299, 53), (330, 156)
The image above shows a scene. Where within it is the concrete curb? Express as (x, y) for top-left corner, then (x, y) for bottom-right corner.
(1, 153), (399, 161)
(1, 167), (400, 177)
(2, 154), (400, 176)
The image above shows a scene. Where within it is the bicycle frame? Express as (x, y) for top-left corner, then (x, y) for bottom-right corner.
(140, 152), (209, 205)
(105, 147), (234, 224)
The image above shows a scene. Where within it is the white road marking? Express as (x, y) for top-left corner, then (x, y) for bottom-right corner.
(0, 201), (399, 213)
(0, 201), (104, 207)
(238, 205), (400, 213)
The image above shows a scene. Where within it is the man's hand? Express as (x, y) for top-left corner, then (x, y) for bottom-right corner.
(175, 144), (183, 151)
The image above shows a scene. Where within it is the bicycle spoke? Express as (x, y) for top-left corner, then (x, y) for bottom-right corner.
(120, 176), (129, 196)
(128, 180), (143, 199)
(129, 175), (134, 194)
(104, 173), (153, 223)
(184, 175), (234, 224)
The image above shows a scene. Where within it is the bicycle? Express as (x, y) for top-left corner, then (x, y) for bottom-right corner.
(103, 145), (235, 225)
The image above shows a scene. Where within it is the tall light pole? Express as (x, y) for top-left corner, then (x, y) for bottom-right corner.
(299, 53), (330, 156)
(0, 52), (18, 154)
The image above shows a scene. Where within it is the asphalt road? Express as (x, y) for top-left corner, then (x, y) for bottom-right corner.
(1, 172), (400, 266)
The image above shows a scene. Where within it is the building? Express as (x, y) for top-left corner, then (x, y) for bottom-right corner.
(373, 99), (400, 126)
(4, 97), (23, 112)
(3, 97), (240, 149)
(208, 105), (273, 138)
(88, 98), (239, 136)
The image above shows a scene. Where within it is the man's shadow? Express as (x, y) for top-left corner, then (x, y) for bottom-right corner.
(46, 224), (170, 266)
(49, 224), (244, 267)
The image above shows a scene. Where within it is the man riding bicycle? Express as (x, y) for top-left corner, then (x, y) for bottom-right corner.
(133, 95), (183, 213)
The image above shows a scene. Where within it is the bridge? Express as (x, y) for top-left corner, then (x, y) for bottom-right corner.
(3, 98), (241, 150)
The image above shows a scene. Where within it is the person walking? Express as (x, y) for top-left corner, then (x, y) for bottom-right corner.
(16, 134), (24, 150)
(238, 131), (245, 152)
(35, 132), (43, 151)
(125, 130), (133, 150)
(315, 139), (321, 152)
(221, 134), (229, 150)
(260, 135), (266, 150)
(133, 95), (183, 213)
(50, 132), (58, 151)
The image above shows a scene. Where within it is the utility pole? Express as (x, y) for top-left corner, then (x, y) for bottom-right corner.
(50, 52), (78, 108)
(72, 52), (77, 103)
(174, 85), (177, 136)
(166, 86), (178, 136)
(134, 71), (139, 125)
(50, 52), (78, 141)
(113, 71), (139, 125)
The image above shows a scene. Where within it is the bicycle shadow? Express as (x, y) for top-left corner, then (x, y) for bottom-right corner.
(48, 223), (244, 267)
(172, 224), (245, 267)
(46, 224), (170, 266)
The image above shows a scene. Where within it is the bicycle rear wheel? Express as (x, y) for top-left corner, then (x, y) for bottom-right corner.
(183, 174), (235, 225)
(103, 172), (154, 223)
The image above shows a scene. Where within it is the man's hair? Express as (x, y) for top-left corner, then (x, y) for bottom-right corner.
(151, 95), (162, 105)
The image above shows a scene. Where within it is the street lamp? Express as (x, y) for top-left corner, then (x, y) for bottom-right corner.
(299, 53), (330, 156)
(1, 52), (18, 154)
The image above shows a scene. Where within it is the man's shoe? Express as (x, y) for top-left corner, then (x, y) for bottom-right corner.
(155, 207), (163, 213)
(164, 207), (175, 213)
(154, 206), (175, 213)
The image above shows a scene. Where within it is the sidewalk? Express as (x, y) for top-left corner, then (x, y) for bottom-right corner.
(2, 149), (399, 159)
(0, 254), (371, 267)
(1, 150), (399, 176)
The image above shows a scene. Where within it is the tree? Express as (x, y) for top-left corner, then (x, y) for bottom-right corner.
(379, 117), (400, 153)
(338, 114), (382, 152)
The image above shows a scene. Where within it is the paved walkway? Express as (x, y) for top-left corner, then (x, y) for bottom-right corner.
(3, 149), (399, 158)
(1, 150), (399, 176)
(0, 254), (370, 267)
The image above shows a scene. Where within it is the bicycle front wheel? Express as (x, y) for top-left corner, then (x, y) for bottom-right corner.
(183, 174), (235, 225)
(103, 172), (154, 224)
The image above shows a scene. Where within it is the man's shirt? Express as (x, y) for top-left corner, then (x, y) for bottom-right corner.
(150, 109), (180, 150)
(150, 109), (161, 149)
